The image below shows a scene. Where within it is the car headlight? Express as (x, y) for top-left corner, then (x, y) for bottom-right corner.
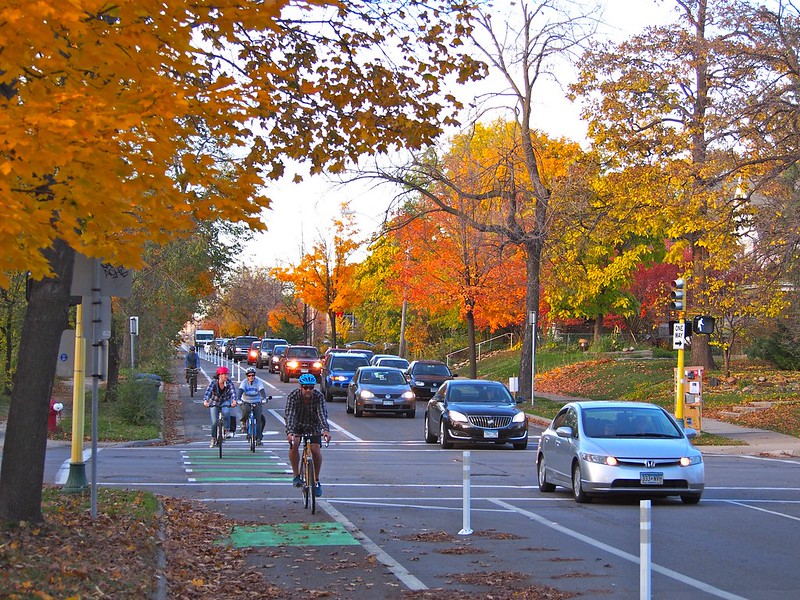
(287, 360), (299, 369)
(333, 375), (348, 381)
(447, 410), (469, 424)
(401, 391), (415, 400)
(680, 455), (703, 466)
(580, 452), (618, 466)
(313, 361), (322, 369)
(512, 411), (527, 423)
(359, 390), (375, 399)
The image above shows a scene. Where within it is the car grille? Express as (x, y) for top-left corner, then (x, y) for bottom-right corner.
(611, 479), (689, 489)
(467, 415), (512, 428)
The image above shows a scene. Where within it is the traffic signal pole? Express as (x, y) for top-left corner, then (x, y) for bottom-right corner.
(675, 310), (685, 422)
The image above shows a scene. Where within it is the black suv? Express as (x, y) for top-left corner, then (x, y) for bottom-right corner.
(225, 335), (259, 361)
(279, 345), (323, 383)
(405, 360), (455, 401)
(255, 337), (288, 369)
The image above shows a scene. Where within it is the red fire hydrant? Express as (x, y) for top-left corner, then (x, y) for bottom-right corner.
(49, 398), (64, 433)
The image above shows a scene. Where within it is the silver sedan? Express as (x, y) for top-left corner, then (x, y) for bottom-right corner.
(536, 401), (704, 504)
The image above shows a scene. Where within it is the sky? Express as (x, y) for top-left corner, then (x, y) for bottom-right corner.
(240, 0), (675, 269)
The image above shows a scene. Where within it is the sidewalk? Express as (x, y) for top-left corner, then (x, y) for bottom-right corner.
(532, 393), (800, 458)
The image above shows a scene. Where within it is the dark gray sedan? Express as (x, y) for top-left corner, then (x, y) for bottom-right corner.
(346, 366), (416, 418)
(423, 379), (528, 449)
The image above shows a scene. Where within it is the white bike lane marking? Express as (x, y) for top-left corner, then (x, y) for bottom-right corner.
(490, 498), (749, 600)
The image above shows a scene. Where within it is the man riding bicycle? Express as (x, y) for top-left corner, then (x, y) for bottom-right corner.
(285, 373), (331, 497)
(184, 346), (199, 381)
(238, 367), (268, 444)
(203, 366), (237, 447)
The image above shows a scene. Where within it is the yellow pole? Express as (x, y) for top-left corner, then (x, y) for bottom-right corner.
(675, 311), (685, 422)
(63, 303), (88, 491)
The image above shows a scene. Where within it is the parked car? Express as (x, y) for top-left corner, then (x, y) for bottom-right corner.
(321, 352), (370, 401)
(269, 344), (288, 374)
(279, 345), (323, 383)
(405, 360), (455, 401)
(226, 335), (259, 361)
(369, 353), (400, 365)
(346, 366), (415, 418)
(424, 379), (528, 450)
(536, 401), (704, 504)
(256, 337), (288, 369)
(246, 340), (261, 365)
(212, 338), (227, 355)
(346, 348), (375, 361)
(373, 356), (410, 370)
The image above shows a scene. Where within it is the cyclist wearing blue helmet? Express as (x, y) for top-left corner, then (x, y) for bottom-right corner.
(285, 373), (330, 496)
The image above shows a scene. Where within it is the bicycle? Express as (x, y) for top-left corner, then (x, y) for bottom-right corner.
(186, 368), (199, 397)
(244, 397), (271, 453)
(291, 434), (328, 514)
(208, 403), (226, 459)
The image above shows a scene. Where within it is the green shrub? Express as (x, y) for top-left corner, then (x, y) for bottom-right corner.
(115, 378), (161, 426)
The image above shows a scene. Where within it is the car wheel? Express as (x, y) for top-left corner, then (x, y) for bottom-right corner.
(405, 409), (415, 419)
(345, 398), (353, 414)
(354, 402), (363, 417)
(325, 387), (333, 402)
(280, 370), (287, 383)
(681, 494), (702, 505)
(439, 421), (453, 449)
(513, 439), (528, 450)
(572, 461), (591, 503)
(537, 456), (556, 492)
(424, 414), (437, 444)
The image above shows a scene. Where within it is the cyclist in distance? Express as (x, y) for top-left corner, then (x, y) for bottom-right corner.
(285, 373), (331, 496)
(202, 366), (237, 447)
(238, 367), (268, 444)
(184, 346), (199, 381)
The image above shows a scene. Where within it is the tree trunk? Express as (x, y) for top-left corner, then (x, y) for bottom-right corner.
(466, 307), (477, 379)
(518, 239), (542, 400)
(593, 315), (604, 342)
(105, 309), (121, 402)
(328, 310), (338, 349)
(0, 240), (75, 522)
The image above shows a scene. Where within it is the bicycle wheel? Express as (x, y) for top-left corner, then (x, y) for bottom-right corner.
(217, 416), (224, 459)
(306, 455), (316, 514)
(301, 453), (310, 509)
(248, 415), (256, 453)
(190, 375), (197, 397)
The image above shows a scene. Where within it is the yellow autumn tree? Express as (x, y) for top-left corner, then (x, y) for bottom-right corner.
(0, 0), (485, 522)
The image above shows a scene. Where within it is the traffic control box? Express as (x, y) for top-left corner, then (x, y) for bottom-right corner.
(682, 366), (704, 430)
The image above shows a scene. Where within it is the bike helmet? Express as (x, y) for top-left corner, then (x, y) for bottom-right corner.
(245, 367), (256, 376)
(189, 346), (195, 351)
(216, 366), (229, 375)
(298, 373), (316, 386)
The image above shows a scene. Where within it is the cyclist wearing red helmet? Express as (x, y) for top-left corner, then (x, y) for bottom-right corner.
(202, 366), (237, 447)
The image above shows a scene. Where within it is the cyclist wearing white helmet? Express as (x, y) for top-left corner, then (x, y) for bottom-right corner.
(237, 367), (268, 444)
(285, 373), (330, 496)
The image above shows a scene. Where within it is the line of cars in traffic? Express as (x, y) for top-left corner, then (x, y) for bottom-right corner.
(205, 337), (705, 505)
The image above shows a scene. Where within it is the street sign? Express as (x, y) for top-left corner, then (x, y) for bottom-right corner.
(673, 322), (686, 350)
(70, 252), (132, 298)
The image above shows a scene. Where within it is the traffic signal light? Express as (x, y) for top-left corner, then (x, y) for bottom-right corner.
(669, 278), (685, 311)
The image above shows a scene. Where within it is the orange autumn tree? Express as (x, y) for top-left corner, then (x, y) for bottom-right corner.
(0, 0), (485, 522)
(272, 212), (362, 349)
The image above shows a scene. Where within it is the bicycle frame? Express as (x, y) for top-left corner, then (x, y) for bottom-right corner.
(245, 400), (264, 453)
(186, 368), (199, 397)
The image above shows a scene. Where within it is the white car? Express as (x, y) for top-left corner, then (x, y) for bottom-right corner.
(536, 401), (704, 504)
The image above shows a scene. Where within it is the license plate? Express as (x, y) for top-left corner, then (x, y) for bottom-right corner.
(483, 430), (499, 439)
(640, 472), (663, 485)
(382, 400), (394, 406)
(301, 369), (308, 373)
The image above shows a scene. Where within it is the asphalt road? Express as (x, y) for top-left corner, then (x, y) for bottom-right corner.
(42, 354), (800, 599)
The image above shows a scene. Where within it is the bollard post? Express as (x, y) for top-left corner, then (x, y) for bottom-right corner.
(459, 450), (473, 535)
(640, 499), (651, 599)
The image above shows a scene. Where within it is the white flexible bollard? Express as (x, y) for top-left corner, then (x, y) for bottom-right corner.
(459, 450), (473, 535)
(640, 499), (651, 599)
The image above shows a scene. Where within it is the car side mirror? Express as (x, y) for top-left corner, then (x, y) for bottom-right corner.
(515, 395), (526, 404)
(451, 373), (458, 378)
(555, 426), (573, 438)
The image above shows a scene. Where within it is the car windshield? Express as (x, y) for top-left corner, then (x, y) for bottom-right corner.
(289, 348), (318, 358)
(581, 407), (682, 438)
(333, 357), (369, 371)
(360, 370), (407, 385)
(448, 384), (512, 404)
(379, 359), (409, 369)
(414, 363), (450, 376)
